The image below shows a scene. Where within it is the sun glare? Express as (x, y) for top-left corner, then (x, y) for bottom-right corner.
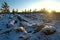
(29, 0), (60, 12)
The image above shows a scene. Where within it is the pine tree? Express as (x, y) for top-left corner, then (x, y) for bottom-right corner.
(16, 9), (18, 13)
(12, 9), (15, 13)
(1, 2), (10, 13)
(30, 9), (31, 12)
(25, 9), (26, 12)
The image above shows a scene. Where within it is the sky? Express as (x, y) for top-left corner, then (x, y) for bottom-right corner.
(0, 0), (60, 12)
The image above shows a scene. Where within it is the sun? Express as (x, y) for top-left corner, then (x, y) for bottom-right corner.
(29, 0), (60, 12)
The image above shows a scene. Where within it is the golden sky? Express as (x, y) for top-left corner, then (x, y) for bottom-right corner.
(28, 0), (60, 12)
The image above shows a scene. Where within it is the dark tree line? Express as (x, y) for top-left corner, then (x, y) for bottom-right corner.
(0, 2), (57, 14)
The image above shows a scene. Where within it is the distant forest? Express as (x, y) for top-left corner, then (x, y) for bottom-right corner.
(0, 2), (60, 14)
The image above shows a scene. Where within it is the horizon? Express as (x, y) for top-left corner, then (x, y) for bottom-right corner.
(0, 0), (60, 12)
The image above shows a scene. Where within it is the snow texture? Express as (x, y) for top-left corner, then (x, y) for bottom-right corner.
(0, 13), (60, 40)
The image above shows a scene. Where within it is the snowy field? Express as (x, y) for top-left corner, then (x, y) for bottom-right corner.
(0, 13), (60, 40)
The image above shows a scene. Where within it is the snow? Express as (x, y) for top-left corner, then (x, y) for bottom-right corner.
(0, 13), (60, 40)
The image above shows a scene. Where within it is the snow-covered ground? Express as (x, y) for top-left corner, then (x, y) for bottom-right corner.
(0, 13), (60, 40)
